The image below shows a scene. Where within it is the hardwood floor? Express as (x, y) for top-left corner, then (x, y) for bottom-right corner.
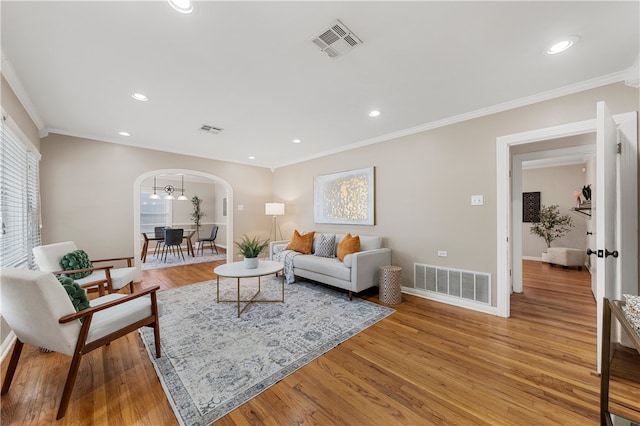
(1, 259), (638, 425)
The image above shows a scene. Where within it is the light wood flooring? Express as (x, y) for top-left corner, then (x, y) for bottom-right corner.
(1, 259), (638, 425)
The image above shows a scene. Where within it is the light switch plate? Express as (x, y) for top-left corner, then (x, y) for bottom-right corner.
(471, 195), (484, 206)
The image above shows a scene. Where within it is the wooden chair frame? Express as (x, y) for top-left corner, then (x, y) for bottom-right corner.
(1, 285), (161, 420)
(50, 256), (135, 295)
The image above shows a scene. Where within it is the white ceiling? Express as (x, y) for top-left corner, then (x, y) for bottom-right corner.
(2, 1), (638, 169)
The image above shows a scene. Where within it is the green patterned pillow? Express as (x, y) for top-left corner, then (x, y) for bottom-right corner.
(60, 250), (93, 279)
(56, 276), (90, 318)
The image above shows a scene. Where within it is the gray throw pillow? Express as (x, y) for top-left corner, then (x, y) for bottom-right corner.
(314, 233), (336, 258)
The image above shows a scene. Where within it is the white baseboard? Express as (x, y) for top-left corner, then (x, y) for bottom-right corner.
(523, 256), (544, 262)
(0, 331), (16, 363)
(402, 287), (498, 316)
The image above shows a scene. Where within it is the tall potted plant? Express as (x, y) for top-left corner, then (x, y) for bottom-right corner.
(190, 195), (205, 240)
(530, 204), (574, 260)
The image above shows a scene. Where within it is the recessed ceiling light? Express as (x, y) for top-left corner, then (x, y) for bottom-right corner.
(248, 156), (256, 160)
(292, 139), (302, 144)
(118, 131), (131, 136)
(368, 110), (381, 117)
(168, 0), (193, 14)
(545, 36), (580, 55)
(131, 93), (149, 102)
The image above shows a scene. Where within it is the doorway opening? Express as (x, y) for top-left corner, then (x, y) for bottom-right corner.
(512, 142), (596, 295)
(133, 169), (234, 270)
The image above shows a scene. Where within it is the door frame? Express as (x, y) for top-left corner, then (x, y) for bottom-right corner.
(496, 112), (637, 318)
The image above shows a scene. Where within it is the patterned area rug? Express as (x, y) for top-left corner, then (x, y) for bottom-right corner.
(139, 277), (394, 425)
(141, 251), (226, 270)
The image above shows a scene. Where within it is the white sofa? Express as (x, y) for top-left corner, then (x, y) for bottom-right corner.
(269, 233), (391, 299)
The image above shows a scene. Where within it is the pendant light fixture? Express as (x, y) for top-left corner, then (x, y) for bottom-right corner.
(177, 175), (189, 201)
(149, 176), (161, 200)
(149, 175), (188, 201)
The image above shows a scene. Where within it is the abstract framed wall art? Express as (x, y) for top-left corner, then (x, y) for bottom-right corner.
(314, 166), (375, 225)
(522, 191), (541, 223)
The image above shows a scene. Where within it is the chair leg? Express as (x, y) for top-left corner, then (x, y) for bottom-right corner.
(1, 339), (24, 395)
(178, 245), (185, 261)
(151, 292), (161, 359)
(56, 351), (84, 420)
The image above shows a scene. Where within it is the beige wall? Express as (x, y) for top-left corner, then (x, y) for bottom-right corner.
(521, 164), (589, 258)
(39, 134), (275, 260)
(273, 82), (639, 303)
(9, 80), (640, 303)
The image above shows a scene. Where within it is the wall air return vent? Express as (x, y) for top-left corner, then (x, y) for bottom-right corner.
(414, 263), (491, 306)
(311, 19), (362, 58)
(200, 125), (223, 134)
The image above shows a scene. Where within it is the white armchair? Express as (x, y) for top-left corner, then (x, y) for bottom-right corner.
(33, 241), (139, 295)
(0, 268), (161, 420)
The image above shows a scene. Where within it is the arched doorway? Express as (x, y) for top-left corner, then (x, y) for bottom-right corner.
(133, 169), (233, 270)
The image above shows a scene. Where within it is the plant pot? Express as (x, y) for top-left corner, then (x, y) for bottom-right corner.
(541, 252), (548, 262)
(244, 257), (259, 269)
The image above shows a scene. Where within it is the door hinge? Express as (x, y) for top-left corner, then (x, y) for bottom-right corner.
(617, 142), (621, 154)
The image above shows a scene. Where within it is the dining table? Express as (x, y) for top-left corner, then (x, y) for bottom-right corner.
(140, 229), (196, 262)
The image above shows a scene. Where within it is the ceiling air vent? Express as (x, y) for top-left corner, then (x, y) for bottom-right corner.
(200, 125), (223, 134)
(311, 19), (362, 59)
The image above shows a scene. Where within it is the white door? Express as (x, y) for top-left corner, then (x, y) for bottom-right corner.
(592, 101), (618, 374)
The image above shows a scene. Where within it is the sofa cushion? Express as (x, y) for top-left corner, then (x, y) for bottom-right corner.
(287, 230), (315, 254)
(358, 235), (382, 251)
(337, 234), (360, 261)
(293, 255), (351, 281)
(314, 234), (336, 258)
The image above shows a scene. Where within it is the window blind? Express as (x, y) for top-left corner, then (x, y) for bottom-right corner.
(0, 119), (41, 269)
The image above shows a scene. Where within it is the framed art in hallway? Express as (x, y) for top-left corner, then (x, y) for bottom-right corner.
(314, 166), (375, 225)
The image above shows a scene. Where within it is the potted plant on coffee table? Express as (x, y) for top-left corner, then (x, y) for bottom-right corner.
(530, 204), (574, 261)
(235, 234), (269, 269)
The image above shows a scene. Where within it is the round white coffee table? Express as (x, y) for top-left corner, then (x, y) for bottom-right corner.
(214, 260), (284, 317)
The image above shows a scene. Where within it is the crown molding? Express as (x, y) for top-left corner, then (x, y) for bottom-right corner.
(1, 51), (48, 138)
(624, 54), (639, 88)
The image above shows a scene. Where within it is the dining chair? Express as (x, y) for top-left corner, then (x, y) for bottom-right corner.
(0, 268), (161, 420)
(153, 226), (165, 257)
(197, 225), (219, 255)
(162, 228), (184, 262)
(33, 241), (138, 295)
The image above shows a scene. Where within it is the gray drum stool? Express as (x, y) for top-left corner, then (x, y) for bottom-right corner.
(379, 265), (402, 304)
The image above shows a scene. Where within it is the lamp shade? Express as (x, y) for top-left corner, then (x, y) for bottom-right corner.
(265, 202), (285, 216)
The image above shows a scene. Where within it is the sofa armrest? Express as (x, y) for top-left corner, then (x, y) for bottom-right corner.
(350, 248), (392, 293)
(269, 240), (290, 260)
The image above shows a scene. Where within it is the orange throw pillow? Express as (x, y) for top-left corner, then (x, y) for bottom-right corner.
(286, 230), (315, 254)
(337, 233), (360, 261)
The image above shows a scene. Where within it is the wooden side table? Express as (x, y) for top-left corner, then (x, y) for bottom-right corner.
(379, 265), (402, 304)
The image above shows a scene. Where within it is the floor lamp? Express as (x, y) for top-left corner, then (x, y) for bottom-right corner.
(265, 202), (285, 241)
